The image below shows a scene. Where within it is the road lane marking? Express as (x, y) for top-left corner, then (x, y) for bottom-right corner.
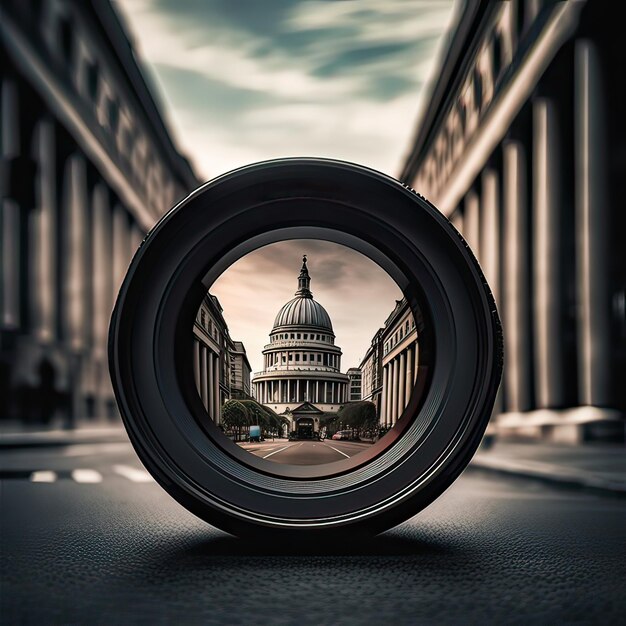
(113, 465), (154, 483)
(323, 444), (351, 458)
(262, 444), (297, 459)
(30, 470), (57, 483)
(63, 443), (130, 457)
(71, 469), (102, 483)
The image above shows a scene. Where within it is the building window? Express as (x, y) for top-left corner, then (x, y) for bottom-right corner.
(200, 311), (206, 328)
(303, 334), (308, 340)
(297, 333), (301, 339)
(296, 354), (300, 362)
(291, 333), (294, 339)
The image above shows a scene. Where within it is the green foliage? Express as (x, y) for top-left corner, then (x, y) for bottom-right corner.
(337, 401), (377, 429)
(222, 400), (250, 429)
(238, 399), (289, 435)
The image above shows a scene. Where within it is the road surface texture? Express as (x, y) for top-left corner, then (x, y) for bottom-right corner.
(240, 439), (372, 464)
(1, 440), (624, 625)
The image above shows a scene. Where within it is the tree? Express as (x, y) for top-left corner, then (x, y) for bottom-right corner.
(337, 401), (377, 438)
(221, 400), (250, 441)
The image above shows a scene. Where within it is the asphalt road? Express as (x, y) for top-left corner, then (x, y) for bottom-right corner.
(1, 440), (625, 625)
(240, 439), (372, 464)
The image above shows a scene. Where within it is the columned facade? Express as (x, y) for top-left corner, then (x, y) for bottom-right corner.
(400, 0), (625, 442)
(379, 299), (418, 429)
(0, 1), (198, 425)
(252, 257), (349, 432)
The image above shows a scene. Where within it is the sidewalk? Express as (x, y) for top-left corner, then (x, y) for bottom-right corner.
(0, 422), (129, 448)
(472, 441), (626, 496)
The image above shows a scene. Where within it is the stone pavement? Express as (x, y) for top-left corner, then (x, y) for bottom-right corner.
(472, 440), (626, 496)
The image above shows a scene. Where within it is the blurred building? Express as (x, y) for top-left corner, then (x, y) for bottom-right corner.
(347, 367), (362, 401)
(400, 0), (625, 442)
(0, 0), (198, 425)
(252, 256), (349, 429)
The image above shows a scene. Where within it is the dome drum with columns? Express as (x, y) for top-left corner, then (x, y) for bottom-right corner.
(252, 256), (349, 432)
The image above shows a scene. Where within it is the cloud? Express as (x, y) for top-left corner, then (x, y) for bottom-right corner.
(114, 0), (456, 178)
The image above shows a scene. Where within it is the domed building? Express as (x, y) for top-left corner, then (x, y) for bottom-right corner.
(252, 256), (349, 436)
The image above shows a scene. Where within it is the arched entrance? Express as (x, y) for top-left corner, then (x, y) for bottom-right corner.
(295, 417), (314, 440)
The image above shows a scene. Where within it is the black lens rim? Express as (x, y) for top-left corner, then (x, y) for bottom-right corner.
(109, 158), (502, 538)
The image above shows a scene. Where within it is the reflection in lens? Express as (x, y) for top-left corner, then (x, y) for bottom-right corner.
(192, 240), (419, 467)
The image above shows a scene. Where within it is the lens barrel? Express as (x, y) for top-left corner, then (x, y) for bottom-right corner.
(108, 158), (502, 539)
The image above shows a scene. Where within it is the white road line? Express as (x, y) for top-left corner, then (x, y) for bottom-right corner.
(30, 470), (57, 483)
(112, 465), (154, 483)
(262, 444), (297, 459)
(71, 469), (102, 483)
(323, 443), (351, 459)
(63, 443), (130, 457)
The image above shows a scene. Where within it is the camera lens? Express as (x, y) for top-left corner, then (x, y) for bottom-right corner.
(109, 158), (502, 539)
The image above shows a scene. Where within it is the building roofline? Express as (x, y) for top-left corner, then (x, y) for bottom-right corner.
(398, 0), (493, 182)
(89, 1), (198, 188)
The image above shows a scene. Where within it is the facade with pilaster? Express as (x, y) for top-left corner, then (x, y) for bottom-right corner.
(347, 368), (362, 402)
(359, 328), (383, 419)
(0, 0), (198, 425)
(400, 0), (625, 442)
(379, 299), (418, 429)
(192, 295), (236, 426)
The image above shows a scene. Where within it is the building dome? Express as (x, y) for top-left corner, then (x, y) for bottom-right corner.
(271, 256), (334, 333)
(273, 296), (333, 332)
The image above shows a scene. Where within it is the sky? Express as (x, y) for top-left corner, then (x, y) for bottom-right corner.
(114, 0), (457, 179)
(210, 240), (403, 373)
(113, 0), (456, 374)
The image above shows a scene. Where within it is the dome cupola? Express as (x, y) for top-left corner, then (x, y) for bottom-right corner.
(272, 256), (334, 333)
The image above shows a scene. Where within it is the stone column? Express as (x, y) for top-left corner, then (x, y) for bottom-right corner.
(397, 351), (406, 419)
(112, 205), (130, 308)
(502, 140), (532, 412)
(91, 184), (112, 357)
(575, 40), (611, 407)
(379, 365), (387, 425)
(414, 342), (419, 384)
(30, 119), (57, 343)
(481, 168), (500, 307)
(533, 98), (565, 408)
(386, 364), (393, 427)
(200, 346), (208, 411)
(405, 346), (413, 405)
(213, 354), (220, 423)
(464, 189), (480, 257)
(193, 339), (200, 392)
(208, 348), (214, 414)
(296, 379), (300, 403)
(391, 358), (399, 424)
(1, 79), (20, 329)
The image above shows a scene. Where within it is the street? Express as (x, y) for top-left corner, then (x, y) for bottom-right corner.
(239, 439), (372, 464)
(1, 439), (624, 624)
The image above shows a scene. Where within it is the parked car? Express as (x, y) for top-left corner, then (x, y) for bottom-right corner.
(332, 430), (352, 441)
